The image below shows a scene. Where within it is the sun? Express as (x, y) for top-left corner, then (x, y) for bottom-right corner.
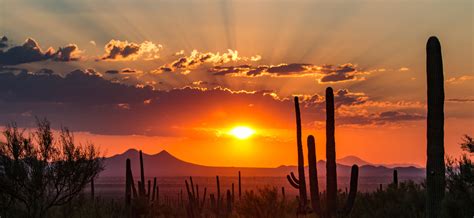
(229, 126), (255, 139)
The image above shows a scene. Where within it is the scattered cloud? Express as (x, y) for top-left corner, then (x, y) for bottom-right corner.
(446, 75), (473, 84)
(52, 44), (83, 61)
(446, 98), (474, 102)
(0, 36), (8, 48)
(210, 63), (366, 83)
(157, 49), (261, 73)
(105, 68), (141, 75)
(100, 39), (163, 61)
(0, 37), (83, 65)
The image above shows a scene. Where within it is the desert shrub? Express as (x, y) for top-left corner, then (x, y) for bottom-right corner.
(351, 181), (425, 218)
(0, 119), (103, 218)
(235, 186), (295, 218)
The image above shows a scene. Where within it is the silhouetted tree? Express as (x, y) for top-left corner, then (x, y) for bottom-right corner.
(443, 135), (474, 217)
(460, 135), (474, 154)
(0, 118), (103, 218)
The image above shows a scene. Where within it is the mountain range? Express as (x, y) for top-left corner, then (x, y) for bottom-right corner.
(100, 149), (424, 178)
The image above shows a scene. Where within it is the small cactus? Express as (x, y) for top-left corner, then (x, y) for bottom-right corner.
(185, 176), (207, 216)
(139, 150), (145, 196)
(393, 170), (398, 188)
(238, 171), (242, 200)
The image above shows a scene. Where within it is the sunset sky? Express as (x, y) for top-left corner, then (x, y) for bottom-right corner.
(0, 0), (472, 167)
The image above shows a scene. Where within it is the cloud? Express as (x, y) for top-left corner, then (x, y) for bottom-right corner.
(52, 44), (82, 61)
(446, 98), (474, 102)
(0, 37), (83, 65)
(319, 64), (362, 83)
(105, 68), (141, 75)
(0, 68), (427, 135)
(157, 50), (260, 73)
(0, 36), (8, 49)
(210, 63), (366, 83)
(446, 75), (473, 84)
(100, 39), (162, 61)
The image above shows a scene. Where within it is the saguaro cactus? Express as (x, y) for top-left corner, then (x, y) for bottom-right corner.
(91, 177), (95, 199)
(152, 177), (157, 201)
(286, 96), (308, 212)
(226, 189), (232, 215)
(125, 158), (132, 205)
(426, 36), (445, 218)
(216, 175), (221, 215)
(393, 170), (398, 188)
(238, 171), (242, 200)
(326, 87), (337, 217)
(185, 177), (207, 216)
(343, 165), (359, 215)
(139, 150), (145, 196)
(307, 135), (321, 216)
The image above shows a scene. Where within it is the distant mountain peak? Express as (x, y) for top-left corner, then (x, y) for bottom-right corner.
(337, 155), (372, 166)
(155, 150), (171, 156)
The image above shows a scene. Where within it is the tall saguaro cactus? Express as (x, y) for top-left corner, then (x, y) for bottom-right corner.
(426, 36), (445, 218)
(326, 87), (337, 217)
(286, 96), (308, 212)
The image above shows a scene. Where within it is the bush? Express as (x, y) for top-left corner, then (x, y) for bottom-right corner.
(0, 119), (103, 218)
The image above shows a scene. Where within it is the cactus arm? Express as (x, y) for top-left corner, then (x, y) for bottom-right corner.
(344, 165), (359, 216)
(287, 174), (300, 189)
(290, 171), (300, 184)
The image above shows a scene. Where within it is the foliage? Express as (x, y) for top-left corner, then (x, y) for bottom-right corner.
(235, 186), (295, 218)
(0, 119), (103, 218)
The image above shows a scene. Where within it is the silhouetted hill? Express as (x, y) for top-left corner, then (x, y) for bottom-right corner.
(100, 149), (425, 178)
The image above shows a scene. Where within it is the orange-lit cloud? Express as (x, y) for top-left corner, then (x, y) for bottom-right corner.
(446, 75), (473, 84)
(156, 49), (261, 73)
(100, 39), (163, 61)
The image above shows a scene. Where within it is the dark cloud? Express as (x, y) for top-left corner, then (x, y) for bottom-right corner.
(446, 98), (474, 102)
(105, 68), (139, 75)
(0, 36), (8, 49)
(0, 69), (424, 135)
(0, 38), (53, 65)
(211, 63), (364, 83)
(266, 63), (310, 75)
(0, 38), (82, 65)
(53, 44), (81, 61)
(377, 111), (425, 122)
(319, 64), (358, 83)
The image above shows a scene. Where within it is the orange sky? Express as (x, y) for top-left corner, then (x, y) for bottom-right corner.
(0, 0), (472, 167)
